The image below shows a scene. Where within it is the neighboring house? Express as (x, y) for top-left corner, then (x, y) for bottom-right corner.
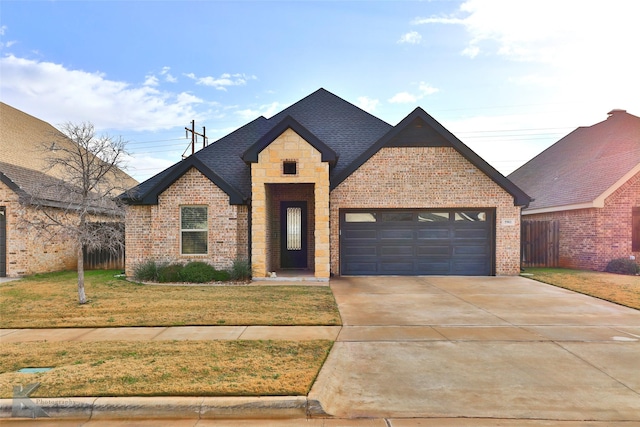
(122, 89), (530, 279)
(509, 109), (640, 271)
(0, 102), (137, 277)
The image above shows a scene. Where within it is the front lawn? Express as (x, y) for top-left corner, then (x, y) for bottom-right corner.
(0, 270), (341, 328)
(0, 340), (332, 398)
(522, 268), (640, 310)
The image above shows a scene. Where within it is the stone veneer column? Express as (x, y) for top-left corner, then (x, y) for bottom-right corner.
(250, 129), (330, 279)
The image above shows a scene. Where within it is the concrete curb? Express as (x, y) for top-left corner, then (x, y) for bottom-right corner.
(0, 395), (319, 420)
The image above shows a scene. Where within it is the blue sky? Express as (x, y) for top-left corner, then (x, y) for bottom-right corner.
(1, 0), (639, 183)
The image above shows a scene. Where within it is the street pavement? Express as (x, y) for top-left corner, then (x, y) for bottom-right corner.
(2, 275), (640, 425)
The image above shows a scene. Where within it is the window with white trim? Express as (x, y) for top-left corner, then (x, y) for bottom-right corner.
(181, 206), (208, 255)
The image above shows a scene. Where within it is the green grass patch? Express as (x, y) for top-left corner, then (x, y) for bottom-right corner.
(0, 270), (341, 328)
(522, 267), (640, 310)
(0, 340), (333, 398)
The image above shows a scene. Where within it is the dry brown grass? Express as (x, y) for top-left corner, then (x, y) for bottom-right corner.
(0, 271), (341, 328)
(523, 268), (640, 310)
(0, 340), (332, 398)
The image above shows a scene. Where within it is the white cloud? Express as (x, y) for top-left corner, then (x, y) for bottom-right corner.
(235, 102), (281, 120)
(398, 31), (422, 44)
(143, 75), (159, 86)
(0, 25), (6, 36)
(185, 72), (257, 91)
(389, 82), (439, 104)
(412, 0), (640, 126)
(160, 66), (177, 83)
(0, 55), (203, 131)
(356, 96), (379, 112)
(388, 92), (417, 104)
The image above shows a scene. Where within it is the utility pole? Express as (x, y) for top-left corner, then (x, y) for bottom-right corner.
(182, 120), (208, 159)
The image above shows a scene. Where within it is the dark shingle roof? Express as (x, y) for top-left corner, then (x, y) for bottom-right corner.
(508, 110), (640, 211)
(124, 88), (529, 207)
(124, 88), (392, 202)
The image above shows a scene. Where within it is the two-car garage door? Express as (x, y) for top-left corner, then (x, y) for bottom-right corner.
(340, 209), (494, 276)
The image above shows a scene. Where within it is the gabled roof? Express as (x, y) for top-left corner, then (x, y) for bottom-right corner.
(0, 161), (120, 214)
(332, 107), (531, 206)
(242, 115), (338, 165)
(508, 109), (640, 213)
(0, 102), (138, 191)
(123, 88), (529, 207)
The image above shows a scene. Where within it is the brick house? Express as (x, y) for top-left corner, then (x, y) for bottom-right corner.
(0, 102), (137, 277)
(122, 89), (530, 279)
(509, 109), (640, 270)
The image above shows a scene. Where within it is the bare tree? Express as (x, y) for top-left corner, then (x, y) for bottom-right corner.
(26, 122), (130, 304)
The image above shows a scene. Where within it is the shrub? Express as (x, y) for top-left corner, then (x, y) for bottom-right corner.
(157, 263), (183, 283)
(605, 258), (640, 275)
(133, 260), (159, 281)
(229, 259), (252, 281)
(211, 269), (231, 282)
(178, 261), (217, 283)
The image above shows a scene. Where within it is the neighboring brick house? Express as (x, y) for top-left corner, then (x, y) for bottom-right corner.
(0, 102), (137, 277)
(509, 109), (640, 271)
(122, 89), (530, 279)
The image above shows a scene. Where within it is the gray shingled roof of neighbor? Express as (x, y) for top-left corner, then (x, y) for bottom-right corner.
(124, 88), (530, 206)
(0, 102), (138, 191)
(0, 161), (121, 214)
(508, 109), (640, 212)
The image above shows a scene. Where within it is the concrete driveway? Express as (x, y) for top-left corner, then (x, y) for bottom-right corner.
(308, 276), (640, 422)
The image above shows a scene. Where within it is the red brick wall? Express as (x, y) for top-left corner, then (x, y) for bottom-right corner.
(1, 181), (79, 277)
(525, 170), (640, 270)
(330, 147), (522, 275)
(124, 168), (248, 276)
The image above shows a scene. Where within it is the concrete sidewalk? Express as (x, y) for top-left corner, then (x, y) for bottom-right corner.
(0, 325), (341, 343)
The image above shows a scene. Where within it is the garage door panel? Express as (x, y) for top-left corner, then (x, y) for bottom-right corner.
(379, 229), (413, 240)
(416, 261), (452, 274)
(454, 228), (489, 239)
(343, 229), (377, 240)
(344, 262), (378, 274)
(343, 246), (378, 256)
(454, 245), (489, 255)
(417, 228), (450, 239)
(341, 209), (493, 276)
(417, 245), (450, 255)
(380, 261), (415, 273)
(380, 246), (413, 255)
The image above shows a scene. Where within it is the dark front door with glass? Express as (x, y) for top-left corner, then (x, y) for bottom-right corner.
(280, 201), (308, 268)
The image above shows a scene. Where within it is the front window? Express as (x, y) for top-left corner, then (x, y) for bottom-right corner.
(181, 206), (208, 255)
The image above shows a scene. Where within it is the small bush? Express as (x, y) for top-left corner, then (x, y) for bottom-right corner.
(178, 261), (217, 283)
(133, 260), (159, 281)
(605, 258), (640, 275)
(211, 269), (231, 282)
(158, 263), (183, 283)
(229, 259), (252, 281)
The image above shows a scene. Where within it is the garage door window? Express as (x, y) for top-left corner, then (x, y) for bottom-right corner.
(345, 212), (377, 222)
(455, 211), (486, 221)
(418, 212), (450, 222)
(382, 212), (413, 222)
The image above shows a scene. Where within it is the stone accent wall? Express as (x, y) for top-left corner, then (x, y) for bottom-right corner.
(1, 181), (78, 277)
(124, 167), (248, 276)
(330, 147), (522, 276)
(250, 129), (330, 279)
(525, 170), (640, 270)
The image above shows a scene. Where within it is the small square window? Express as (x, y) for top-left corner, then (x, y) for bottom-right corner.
(283, 161), (297, 175)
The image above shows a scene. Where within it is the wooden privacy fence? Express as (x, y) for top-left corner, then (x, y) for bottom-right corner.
(83, 246), (125, 271)
(521, 220), (560, 268)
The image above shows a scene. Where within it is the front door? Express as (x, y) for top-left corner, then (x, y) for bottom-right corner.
(280, 201), (308, 268)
